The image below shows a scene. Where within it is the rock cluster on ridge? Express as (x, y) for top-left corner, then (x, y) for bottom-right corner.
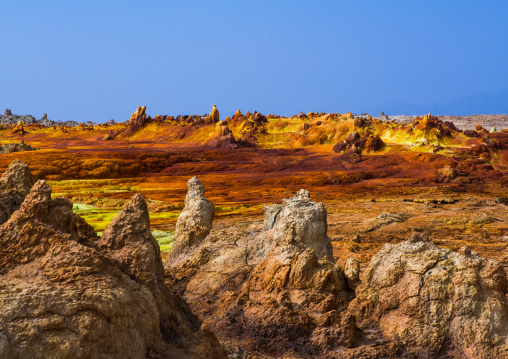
(0, 140), (38, 154)
(0, 162), (226, 359)
(205, 121), (250, 148)
(332, 130), (385, 154)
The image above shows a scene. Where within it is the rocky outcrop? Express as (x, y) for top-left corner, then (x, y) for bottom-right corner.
(0, 109), (36, 126)
(344, 258), (360, 290)
(118, 106), (151, 137)
(362, 212), (410, 232)
(168, 176), (215, 262)
(333, 131), (385, 154)
(0, 109), (85, 127)
(0, 140), (38, 154)
(349, 233), (508, 359)
(409, 114), (455, 145)
(248, 189), (335, 264)
(165, 184), (355, 357)
(0, 160), (35, 224)
(11, 120), (26, 135)
(0, 159), (35, 196)
(212, 226), (357, 356)
(205, 121), (249, 149)
(226, 110), (267, 143)
(436, 165), (457, 183)
(0, 167), (226, 358)
(206, 104), (220, 124)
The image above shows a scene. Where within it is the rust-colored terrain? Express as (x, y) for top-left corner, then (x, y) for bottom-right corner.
(1, 106), (507, 358)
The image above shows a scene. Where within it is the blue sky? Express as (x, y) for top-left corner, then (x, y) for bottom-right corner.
(1, 1), (507, 123)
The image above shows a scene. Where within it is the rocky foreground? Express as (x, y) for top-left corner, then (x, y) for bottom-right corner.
(0, 161), (225, 358)
(1, 160), (507, 358)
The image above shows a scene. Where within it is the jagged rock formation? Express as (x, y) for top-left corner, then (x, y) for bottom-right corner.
(226, 110), (268, 143)
(121, 105), (151, 137)
(0, 110), (36, 125)
(0, 164), (226, 359)
(333, 131), (385, 154)
(213, 226), (357, 356)
(0, 159), (35, 224)
(0, 140), (38, 154)
(349, 233), (508, 359)
(206, 104), (220, 124)
(249, 189), (335, 264)
(344, 258), (360, 290)
(11, 120), (26, 135)
(169, 176), (215, 262)
(409, 114), (455, 145)
(165, 184), (355, 356)
(205, 121), (249, 148)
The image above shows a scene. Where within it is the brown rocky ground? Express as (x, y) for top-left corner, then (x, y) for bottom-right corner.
(0, 163), (226, 359)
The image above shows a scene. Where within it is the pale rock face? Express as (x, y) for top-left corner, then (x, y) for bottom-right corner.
(249, 189), (335, 264)
(262, 203), (282, 231)
(0, 159), (35, 197)
(169, 176), (215, 262)
(212, 226), (356, 354)
(0, 174), (226, 358)
(349, 233), (508, 359)
(344, 258), (360, 289)
(165, 186), (354, 356)
(0, 160), (35, 224)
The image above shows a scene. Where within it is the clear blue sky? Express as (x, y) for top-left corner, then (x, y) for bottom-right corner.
(1, 0), (507, 123)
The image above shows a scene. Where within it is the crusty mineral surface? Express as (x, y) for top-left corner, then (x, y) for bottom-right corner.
(248, 189), (335, 264)
(168, 176), (215, 262)
(348, 233), (508, 359)
(213, 226), (357, 356)
(0, 168), (225, 358)
(0, 159), (35, 224)
(165, 184), (354, 357)
(0, 159), (35, 196)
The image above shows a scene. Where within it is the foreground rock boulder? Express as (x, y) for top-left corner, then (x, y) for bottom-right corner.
(213, 226), (357, 357)
(165, 183), (356, 357)
(0, 174), (225, 358)
(0, 159), (35, 224)
(249, 189), (335, 263)
(349, 233), (508, 359)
